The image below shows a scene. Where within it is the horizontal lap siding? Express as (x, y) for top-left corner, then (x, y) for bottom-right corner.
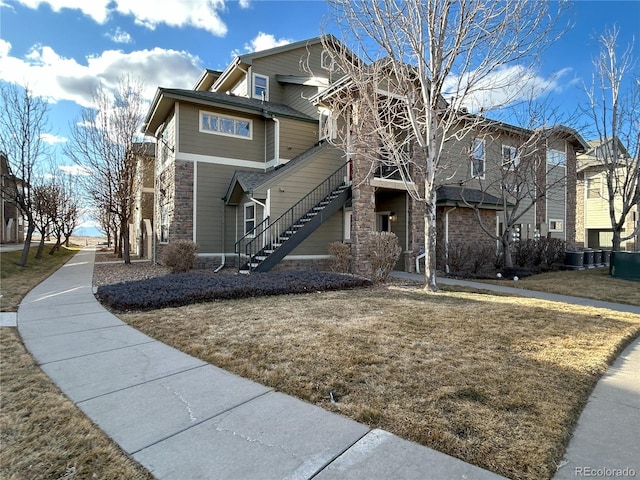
(283, 84), (321, 119)
(279, 118), (318, 161)
(252, 43), (327, 106)
(196, 163), (243, 252)
(179, 103), (266, 163)
(546, 164), (566, 239)
(269, 147), (346, 255)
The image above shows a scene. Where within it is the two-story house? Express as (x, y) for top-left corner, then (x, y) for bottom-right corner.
(142, 35), (587, 276)
(1, 152), (25, 244)
(576, 138), (639, 251)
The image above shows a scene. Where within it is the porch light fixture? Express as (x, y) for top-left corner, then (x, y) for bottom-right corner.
(389, 212), (398, 222)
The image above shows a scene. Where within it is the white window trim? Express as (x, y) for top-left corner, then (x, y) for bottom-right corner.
(549, 219), (564, 232)
(199, 110), (253, 140)
(252, 73), (269, 100)
(321, 50), (336, 71)
(244, 202), (256, 236)
(472, 138), (485, 179)
(159, 203), (169, 244)
(343, 209), (352, 242)
(502, 145), (519, 170)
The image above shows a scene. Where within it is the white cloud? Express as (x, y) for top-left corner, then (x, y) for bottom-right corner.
(59, 164), (91, 176)
(444, 65), (574, 113)
(40, 133), (68, 145)
(244, 32), (292, 53)
(11, 0), (229, 36)
(107, 27), (132, 44)
(0, 40), (203, 107)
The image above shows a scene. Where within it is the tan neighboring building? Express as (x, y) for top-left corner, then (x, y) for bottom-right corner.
(576, 138), (639, 251)
(1, 152), (25, 244)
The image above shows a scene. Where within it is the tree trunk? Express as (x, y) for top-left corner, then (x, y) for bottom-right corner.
(121, 219), (131, 264)
(611, 229), (622, 252)
(49, 235), (62, 255)
(423, 189), (438, 292)
(19, 222), (36, 267)
(502, 237), (514, 269)
(35, 231), (46, 259)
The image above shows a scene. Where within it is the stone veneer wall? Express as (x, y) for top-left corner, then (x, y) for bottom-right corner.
(435, 207), (496, 270)
(155, 159), (194, 262)
(565, 144), (577, 249)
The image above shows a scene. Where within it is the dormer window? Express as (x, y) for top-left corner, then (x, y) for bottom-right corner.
(252, 73), (269, 100)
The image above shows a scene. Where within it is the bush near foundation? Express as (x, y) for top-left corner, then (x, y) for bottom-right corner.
(162, 240), (198, 273)
(367, 232), (402, 283)
(328, 242), (351, 273)
(97, 270), (371, 312)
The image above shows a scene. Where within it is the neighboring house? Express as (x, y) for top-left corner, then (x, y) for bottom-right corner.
(142, 36), (587, 275)
(0, 152), (25, 243)
(131, 142), (156, 259)
(576, 138), (639, 251)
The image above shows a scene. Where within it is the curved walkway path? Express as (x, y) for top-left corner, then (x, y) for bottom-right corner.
(14, 248), (638, 479)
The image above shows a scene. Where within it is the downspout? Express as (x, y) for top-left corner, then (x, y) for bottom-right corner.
(444, 206), (457, 274)
(273, 117), (280, 167)
(214, 198), (226, 272)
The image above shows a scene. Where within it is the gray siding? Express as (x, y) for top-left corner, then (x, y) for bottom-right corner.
(178, 103), (266, 163)
(546, 163), (566, 239)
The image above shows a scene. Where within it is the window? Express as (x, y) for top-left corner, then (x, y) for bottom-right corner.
(252, 73), (269, 100)
(547, 149), (566, 165)
(160, 203), (169, 243)
(587, 176), (602, 199)
(471, 138), (485, 178)
(319, 109), (337, 140)
(502, 145), (519, 169)
(549, 219), (564, 232)
(321, 50), (336, 71)
(244, 203), (256, 235)
(200, 111), (252, 139)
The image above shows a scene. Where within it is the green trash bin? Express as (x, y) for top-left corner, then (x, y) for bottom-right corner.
(610, 251), (640, 281)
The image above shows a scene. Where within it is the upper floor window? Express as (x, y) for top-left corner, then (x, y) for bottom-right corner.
(547, 148), (566, 165)
(502, 145), (519, 169)
(200, 111), (252, 140)
(252, 73), (269, 100)
(321, 50), (337, 72)
(587, 176), (602, 199)
(471, 138), (485, 178)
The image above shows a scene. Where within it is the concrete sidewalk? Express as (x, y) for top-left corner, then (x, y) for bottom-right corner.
(392, 271), (640, 479)
(16, 248), (506, 480)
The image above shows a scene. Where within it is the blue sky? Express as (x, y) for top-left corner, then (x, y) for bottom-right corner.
(0, 0), (638, 227)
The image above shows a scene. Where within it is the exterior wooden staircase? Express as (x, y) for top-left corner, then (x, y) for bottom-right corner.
(235, 162), (351, 273)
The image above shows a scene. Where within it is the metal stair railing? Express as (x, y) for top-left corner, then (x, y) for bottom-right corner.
(237, 160), (351, 272)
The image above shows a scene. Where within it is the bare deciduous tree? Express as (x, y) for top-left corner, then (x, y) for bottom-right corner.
(583, 26), (639, 252)
(66, 76), (148, 264)
(319, 0), (567, 291)
(0, 83), (50, 267)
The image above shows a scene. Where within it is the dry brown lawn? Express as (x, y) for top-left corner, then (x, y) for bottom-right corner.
(0, 328), (154, 480)
(120, 283), (640, 480)
(482, 267), (640, 306)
